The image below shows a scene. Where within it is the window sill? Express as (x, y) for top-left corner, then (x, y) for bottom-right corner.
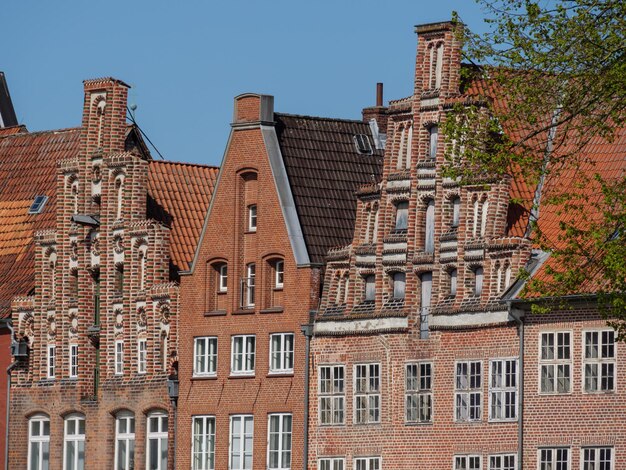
(233, 308), (255, 315)
(260, 307), (284, 314)
(204, 310), (227, 317)
(229, 373), (256, 379)
(244, 230), (257, 234)
(405, 421), (433, 426)
(192, 375), (218, 381)
(353, 421), (382, 427)
(267, 371), (294, 378)
(318, 423), (345, 427)
(488, 418), (518, 424)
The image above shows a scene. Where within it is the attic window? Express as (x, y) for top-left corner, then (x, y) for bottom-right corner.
(354, 134), (373, 155)
(28, 195), (48, 214)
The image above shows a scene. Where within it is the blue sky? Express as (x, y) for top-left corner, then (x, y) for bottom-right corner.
(4, 1), (490, 166)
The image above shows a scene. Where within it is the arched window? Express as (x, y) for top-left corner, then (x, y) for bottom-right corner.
(146, 411), (168, 470)
(364, 275), (375, 302)
(451, 197), (461, 228)
(428, 126), (438, 160)
(450, 269), (458, 297)
(63, 413), (86, 470)
(115, 175), (124, 220)
(420, 272), (433, 339)
(207, 261), (228, 313)
(480, 199), (489, 237)
(434, 43), (444, 89)
(405, 124), (413, 169)
(396, 124), (406, 169)
(424, 200), (435, 254)
(472, 198), (480, 237)
(248, 204), (257, 232)
(48, 251), (57, 299)
(392, 272), (406, 300)
(138, 244), (148, 291)
(115, 411), (135, 470)
(474, 267), (484, 296)
(372, 203), (379, 243)
(335, 274), (343, 305)
(28, 414), (50, 470)
(395, 201), (409, 232)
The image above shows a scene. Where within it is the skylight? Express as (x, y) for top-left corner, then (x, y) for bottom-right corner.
(28, 195), (48, 214)
(353, 134), (373, 155)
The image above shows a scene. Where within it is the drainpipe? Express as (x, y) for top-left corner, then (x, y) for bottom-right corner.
(300, 311), (315, 470)
(167, 374), (179, 470)
(5, 321), (18, 470)
(509, 304), (524, 470)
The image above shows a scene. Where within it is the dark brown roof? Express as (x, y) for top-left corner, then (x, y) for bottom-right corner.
(274, 113), (384, 264)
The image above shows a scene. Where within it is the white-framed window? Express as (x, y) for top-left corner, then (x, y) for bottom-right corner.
(192, 415), (216, 470)
(354, 363), (380, 424)
(243, 263), (256, 307)
(539, 332), (571, 393)
(69, 344), (78, 378)
(231, 335), (255, 375)
(454, 455), (481, 470)
(318, 458), (345, 470)
(267, 413), (292, 470)
(194, 337), (218, 377)
(146, 412), (168, 470)
(583, 329), (616, 392)
(428, 125), (438, 160)
(538, 448), (569, 470)
(354, 457), (381, 470)
(489, 359), (518, 421)
(392, 272), (406, 300)
(63, 413), (85, 470)
(319, 365), (345, 425)
(424, 200), (435, 254)
(219, 264), (228, 292)
(230, 415), (253, 470)
(455, 361), (482, 422)
(28, 414), (50, 470)
(114, 411), (135, 470)
(394, 201), (409, 231)
(581, 447), (613, 470)
(137, 338), (147, 374)
(406, 362), (433, 423)
(47, 344), (56, 379)
(248, 205), (257, 232)
(274, 260), (284, 289)
(364, 275), (376, 302)
(488, 454), (515, 470)
(270, 333), (294, 374)
(115, 340), (124, 376)
(451, 196), (461, 227)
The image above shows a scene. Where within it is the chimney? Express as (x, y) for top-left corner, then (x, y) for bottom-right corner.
(362, 82), (388, 135)
(376, 82), (383, 107)
(233, 93), (274, 126)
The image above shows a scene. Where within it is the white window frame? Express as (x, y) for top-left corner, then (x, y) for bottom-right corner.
(354, 457), (381, 470)
(269, 333), (294, 374)
(248, 205), (257, 232)
(63, 413), (86, 470)
(318, 364), (345, 425)
(69, 344), (78, 379)
(454, 455), (482, 470)
(192, 415), (216, 470)
(146, 411), (168, 470)
(267, 413), (292, 470)
(538, 331), (572, 394)
(581, 447), (613, 470)
(194, 336), (218, 377)
(318, 458), (345, 470)
(405, 362), (433, 423)
(28, 414), (50, 470)
(47, 344), (56, 379)
(274, 260), (284, 289)
(489, 358), (518, 422)
(538, 448), (570, 470)
(353, 363), (381, 424)
(115, 340), (124, 376)
(488, 454), (516, 470)
(583, 329), (616, 393)
(219, 264), (228, 292)
(455, 360), (482, 422)
(244, 264), (256, 307)
(137, 338), (147, 374)
(229, 414), (253, 470)
(114, 411), (135, 470)
(231, 335), (256, 376)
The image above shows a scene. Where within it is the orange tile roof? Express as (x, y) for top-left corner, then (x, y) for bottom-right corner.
(147, 160), (219, 273)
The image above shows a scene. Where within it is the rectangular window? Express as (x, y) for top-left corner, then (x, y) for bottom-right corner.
(47, 344), (56, 379)
(584, 330), (616, 392)
(539, 448), (569, 470)
(146, 412), (168, 470)
(319, 365), (345, 425)
(192, 416), (215, 470)
(455, 361), (482, 422)
(219, 265), (228, 292)
(138, 338), (147, 374)
(354, 363), (380, 424)
(428, 126), (438, 160)
(63, 414), (85, 470)
(454, 455), (481, 470)
(242, 264), (256, 307)
(394, 202), (409, 231)
(28, 416), (50, 470)
(69, 344), (78, 378)
(270, 333), (294, 374)
(489, 359), (518, 421)
(248, 205), (257, 232)
(268, 414), (292, 470)
(230, 415), (253, 470)
(115, 340), (124, 376)
(405, 362), (432, 423)
(540, 332), (572, 393)
(194, 337), (218, 377)
(115, 413), (135, 470)
(231, 335), (255, 375)
(318, 458), (345, 470)
(274, 260), (284, 289)
(354, 457), (381, 470)
(392, 272), (406, 300)
(488, 454), (515, 470)
(582, 447), (613, 470)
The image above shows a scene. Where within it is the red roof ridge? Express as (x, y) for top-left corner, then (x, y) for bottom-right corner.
(149, 159), (219, 170)
(0, 126), (80, 140)
(83, 77), (131, 88)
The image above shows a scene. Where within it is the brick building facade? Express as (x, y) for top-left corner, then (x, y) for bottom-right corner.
(3, 77), (218, 470)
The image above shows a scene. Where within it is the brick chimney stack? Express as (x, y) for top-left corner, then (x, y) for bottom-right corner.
(362, 82), (389, 134)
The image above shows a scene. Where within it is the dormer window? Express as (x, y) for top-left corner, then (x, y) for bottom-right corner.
(28, 195), (48, 214)
(248, 204), (257, 232)
(364, 275), (375, 302)
(428, 126), (438, 160)
(392, 272), (406, 300)
(395, 201), (409, 232)
(354, 134), (373, 155)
